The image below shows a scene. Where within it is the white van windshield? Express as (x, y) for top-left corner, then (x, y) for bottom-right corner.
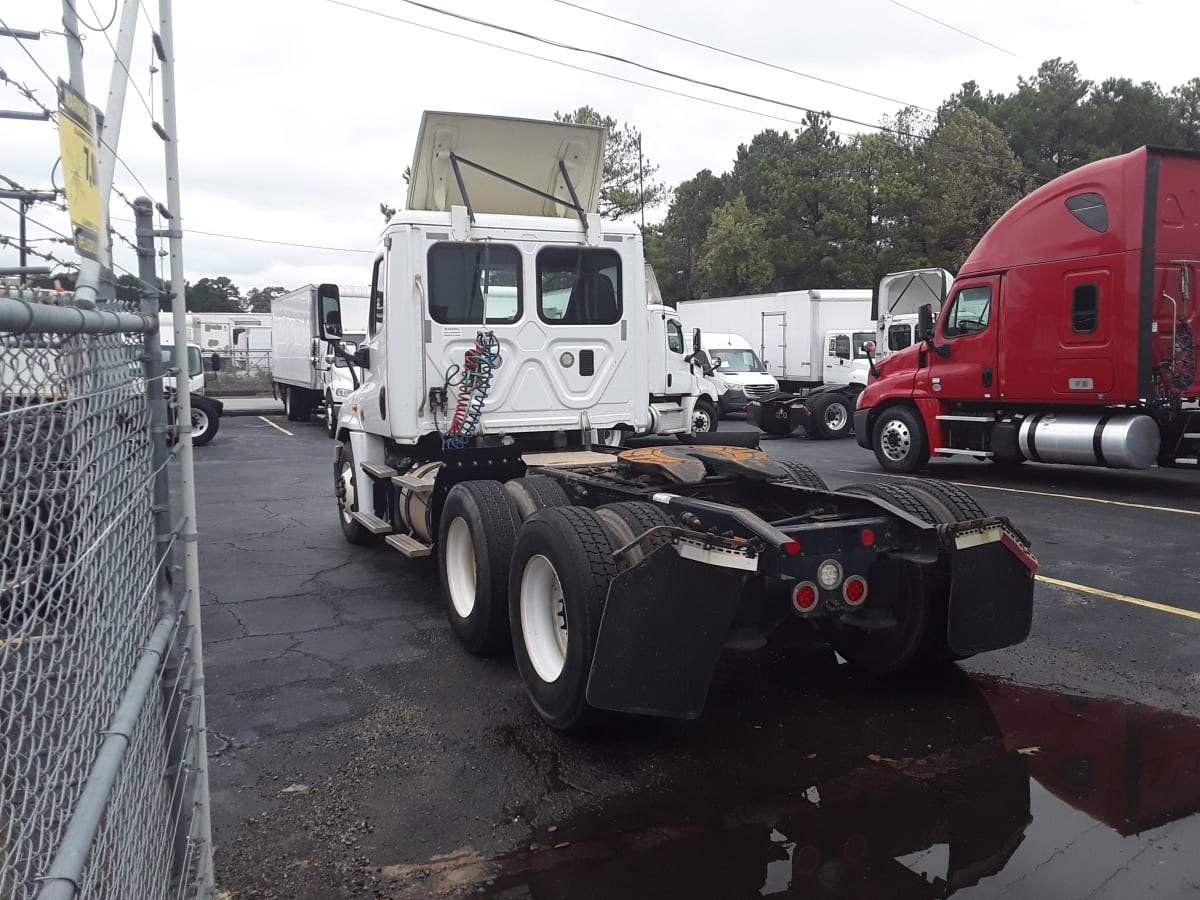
(710, 348), (766, 373)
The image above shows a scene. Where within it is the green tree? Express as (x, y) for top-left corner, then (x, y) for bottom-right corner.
(114, 273), (172, 311)
(554, 106), (667, 220)
(651, 169), (727, 304)
(993, 58), (1096, 179)
(696, 194), (774, 297)
(380, 202), (397, 222)
(245, 285), (287, 313)
(185, 276), (243, 313)
(920, 107), (1026, 271)
(1084, 77), (1178, 156)
(1171, 78), (1200, 149)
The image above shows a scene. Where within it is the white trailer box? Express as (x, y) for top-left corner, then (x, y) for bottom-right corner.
(271, 284), (369, 423)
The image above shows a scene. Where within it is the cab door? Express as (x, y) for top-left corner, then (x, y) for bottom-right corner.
(926, 276), (1000, 401)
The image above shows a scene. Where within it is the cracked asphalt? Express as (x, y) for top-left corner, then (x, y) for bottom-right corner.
(200, 415), (1200, 899)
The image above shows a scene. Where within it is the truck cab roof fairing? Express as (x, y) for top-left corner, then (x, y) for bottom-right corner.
(405, 111), (606, 218)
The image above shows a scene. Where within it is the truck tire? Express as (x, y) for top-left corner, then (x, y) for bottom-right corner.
(509, 506), (622, 732)
(285, 387), (304, 422)
(595, 501), (673, 566)
(902, 479), (989, 522)
(504, 475), (570, 522)
(438, 480), (520, 656)
(325, 392), (338, 438)
(775, 459), (828, 491)
(808, 393), (852, 440)
(820, 482), (953, 673)
(334, 442), (380, 546)
(691, 398), (719, 434)
(188, 396), (220, 447)
(872, 406), (929, 473)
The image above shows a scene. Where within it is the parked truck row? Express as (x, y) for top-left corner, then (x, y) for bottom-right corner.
(318, 112), (1037, 733)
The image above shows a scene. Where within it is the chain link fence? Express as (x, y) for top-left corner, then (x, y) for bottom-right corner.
(0, 283), (213, 899)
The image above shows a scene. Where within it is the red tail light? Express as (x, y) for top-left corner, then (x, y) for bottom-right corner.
(843, 576), (868, 606)
(859, 528), (876, 547)
(784, 539), (801, 556)
(792, 582), (819, 613)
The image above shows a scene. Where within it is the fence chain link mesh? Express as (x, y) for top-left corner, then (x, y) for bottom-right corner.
(1, 283), (210, 899)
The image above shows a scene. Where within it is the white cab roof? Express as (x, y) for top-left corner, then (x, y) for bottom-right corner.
(406, 111), (606, 218)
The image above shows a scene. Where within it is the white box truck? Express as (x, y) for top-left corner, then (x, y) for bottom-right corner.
(679, 289), (875, 438)
(271, 284), (369, 433)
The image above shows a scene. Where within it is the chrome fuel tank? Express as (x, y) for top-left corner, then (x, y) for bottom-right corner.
(1018, 412), (1160, 469)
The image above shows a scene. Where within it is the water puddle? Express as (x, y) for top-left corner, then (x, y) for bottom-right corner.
(403, 671), (1200, 898)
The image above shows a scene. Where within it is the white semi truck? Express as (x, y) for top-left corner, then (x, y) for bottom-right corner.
(320, 112), (1037, 732)
(159, 315), (222, 445)
(271, 285), (369, 435)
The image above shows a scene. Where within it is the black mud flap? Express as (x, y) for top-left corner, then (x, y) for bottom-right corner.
(586, 545), (744, 719)
(946, 534), (1035, 656)
(746, 393), (811, 437)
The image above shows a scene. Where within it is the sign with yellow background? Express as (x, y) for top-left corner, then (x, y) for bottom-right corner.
(56, 79), (102, 261)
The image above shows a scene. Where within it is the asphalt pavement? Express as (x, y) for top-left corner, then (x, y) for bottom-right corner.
(196, 415), (1200, 899)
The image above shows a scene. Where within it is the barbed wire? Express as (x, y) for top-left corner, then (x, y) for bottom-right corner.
(0, 233), (79, 270)
(0, 67), (57, 120)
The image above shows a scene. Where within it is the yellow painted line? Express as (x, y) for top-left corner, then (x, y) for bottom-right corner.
(1036, 574), (1200, 622)
(258, 416), (294, 437)
(837, 470), (1200, 518)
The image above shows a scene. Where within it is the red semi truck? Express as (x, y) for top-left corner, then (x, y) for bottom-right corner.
(855, 145), (1200, 473)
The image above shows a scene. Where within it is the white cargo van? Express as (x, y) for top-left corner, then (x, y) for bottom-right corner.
(698, 333), (778, 418)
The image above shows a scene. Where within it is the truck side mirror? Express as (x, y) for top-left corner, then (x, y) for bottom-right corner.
(916, 304), (933, 343)
(862, 341), (880, 379)
(692, 327), (701, 355)
(317, 283), (343, 340)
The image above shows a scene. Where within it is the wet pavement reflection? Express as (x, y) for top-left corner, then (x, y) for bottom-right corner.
(464, 668), (1200, 899)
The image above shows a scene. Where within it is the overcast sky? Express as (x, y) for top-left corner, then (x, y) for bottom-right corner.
(3, 0), (1197, 294)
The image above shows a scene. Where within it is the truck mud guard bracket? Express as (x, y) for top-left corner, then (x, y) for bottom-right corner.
(943, 520), (1037, 656)
(587, 544), (744, 719)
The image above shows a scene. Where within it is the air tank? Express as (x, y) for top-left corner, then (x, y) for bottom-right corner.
(1017, 412), (1161, 469)
(397, 461), (441, 541)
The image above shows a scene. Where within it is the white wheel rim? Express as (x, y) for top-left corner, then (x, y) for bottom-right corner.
(520, 554), (567, 683)
(693, 408), (712, 432)
(445, 517), (477, 618)
(825, 403), (847, 431)
(880, 418), (911, 462)
(338, 461), (355, 524)
(191, 410), (208, 436)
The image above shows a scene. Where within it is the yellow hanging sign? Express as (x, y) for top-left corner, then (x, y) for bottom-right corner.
(56, 79), (102, 261)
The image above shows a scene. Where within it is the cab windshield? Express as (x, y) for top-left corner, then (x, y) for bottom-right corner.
(710, 348), (766, 373)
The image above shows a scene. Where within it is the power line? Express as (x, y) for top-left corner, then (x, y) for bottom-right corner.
(87, 0), (157, 123)
(323, 0), (1045, 184)
(65, 0), (119, 33)
(545, 0), (940, 115)
(0, 13), (60, 90)
(883, 0), (1017, 58)
(108, 216), (374, 253)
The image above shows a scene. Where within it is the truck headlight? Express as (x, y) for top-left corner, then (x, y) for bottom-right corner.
(855, 390), (865, 409)
(334, 387), (351, 399)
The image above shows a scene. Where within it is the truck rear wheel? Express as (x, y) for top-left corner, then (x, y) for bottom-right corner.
(595, 501), (673, 566)
(808, 393), (852, 440)
(775, 458), (829, 491)
(504, 475), (570, 522)
(820, 482), (951, 673)
(334, 443), (380, 546)
(438, 480), (520, 656)
(509, 506), (622, 732)
(285, 388), (305, 422)
(872, 406), (929, 473)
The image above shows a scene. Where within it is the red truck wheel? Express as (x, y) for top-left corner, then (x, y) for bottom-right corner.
(872, 406), (929, 473)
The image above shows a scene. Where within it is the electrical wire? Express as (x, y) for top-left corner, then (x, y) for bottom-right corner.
(66, 0), (119, 33)
(324, 0), (1046, 184)
(883, 0), (1017, 58)
(545, 0), (940, 114)
(0, 13), (61, 92)
(86, 0), (157, 123)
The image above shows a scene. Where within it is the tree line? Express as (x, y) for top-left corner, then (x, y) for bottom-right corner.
(641, 58), (1200, 305)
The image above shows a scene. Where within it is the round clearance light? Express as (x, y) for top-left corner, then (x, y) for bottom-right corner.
(817, 559), (843, 590)
(843, 576), (868, 607)
(559, 351), (575, 368)
(792, 582), (819, 613)
(859, 528), (876, 548)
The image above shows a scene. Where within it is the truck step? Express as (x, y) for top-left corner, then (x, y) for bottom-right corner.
(350, 510), (393, 534)
(385, 533), (432, 557)
(1183, 433), (1200, 439)
(361, 462), (398, 480)
(933, 448), (994, 458)
(1173, 457), (1200, 466)
(391, 474), (435, 492)
(935, 415), (995, 423)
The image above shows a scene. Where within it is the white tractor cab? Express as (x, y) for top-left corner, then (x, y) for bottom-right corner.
(310, 112), (1038, 734)
(869, 268), (952, 365)
(159, 315), (222, 445)
(697, 332), (779, 417)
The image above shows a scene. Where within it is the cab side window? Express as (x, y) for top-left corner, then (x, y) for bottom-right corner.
(833, 335), (850, 359)
(942, 286), (992, 338)
(369, 256), (384, 337)
(666, 319), (684, 353)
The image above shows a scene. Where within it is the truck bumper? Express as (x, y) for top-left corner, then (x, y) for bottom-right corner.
(718, 389), (747, 415)
(853, 409), (871, 448)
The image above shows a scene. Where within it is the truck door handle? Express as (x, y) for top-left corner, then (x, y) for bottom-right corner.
(667, 373), (672, 388)
(982, 367), (993, 388)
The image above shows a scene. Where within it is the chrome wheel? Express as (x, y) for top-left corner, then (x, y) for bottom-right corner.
(880, 417), (913, 463)
(823, 401), (849, 433)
